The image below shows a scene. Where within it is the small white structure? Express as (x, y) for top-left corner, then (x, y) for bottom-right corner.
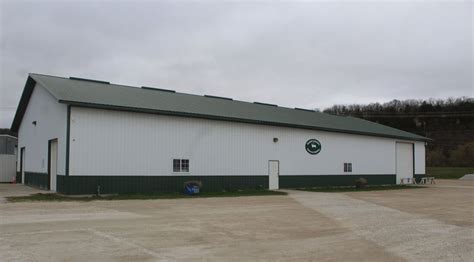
(0, 134), (17, 182)
(11, 74), (429, 194)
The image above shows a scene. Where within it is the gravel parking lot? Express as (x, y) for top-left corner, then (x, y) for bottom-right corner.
(0, 180), (473, 261)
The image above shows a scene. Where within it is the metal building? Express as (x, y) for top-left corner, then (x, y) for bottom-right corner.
(11, 74), (429, 194)
(0, 134), (17, 182)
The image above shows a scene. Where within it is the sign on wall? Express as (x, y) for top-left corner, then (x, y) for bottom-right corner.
(305, 139), (322, 155)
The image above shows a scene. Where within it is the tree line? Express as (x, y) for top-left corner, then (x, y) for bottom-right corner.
(323, 97), (474, 167)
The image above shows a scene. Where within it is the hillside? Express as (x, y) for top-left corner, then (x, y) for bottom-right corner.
(323, 97), (474, 167)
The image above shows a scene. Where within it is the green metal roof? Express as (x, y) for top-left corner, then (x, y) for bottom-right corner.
(11, 73), (429, 141)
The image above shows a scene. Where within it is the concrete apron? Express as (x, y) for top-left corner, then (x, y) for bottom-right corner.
(286, 190), (474, 262)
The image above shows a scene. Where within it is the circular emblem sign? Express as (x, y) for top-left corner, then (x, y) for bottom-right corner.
(305, 139), (321, 155)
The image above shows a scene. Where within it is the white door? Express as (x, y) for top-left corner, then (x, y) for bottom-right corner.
(268, 160), (279, 190)
(49, 140), (58, 192)
(396, 142), (413, 184)
(20, 147), (25, 184)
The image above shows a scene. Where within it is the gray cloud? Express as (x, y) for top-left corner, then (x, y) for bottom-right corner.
(1, 0), (472, 128)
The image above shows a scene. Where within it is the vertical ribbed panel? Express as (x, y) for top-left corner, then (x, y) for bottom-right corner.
(69, 107), (414, 177)
(24, 172), (49, 190)
(57, 175), (268, 195)
(16, 83), (67, 176)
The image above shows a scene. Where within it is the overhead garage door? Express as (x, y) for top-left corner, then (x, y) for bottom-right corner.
(396, 142), (414, 184)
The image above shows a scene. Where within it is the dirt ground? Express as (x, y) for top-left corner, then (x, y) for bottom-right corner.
(0, 180), (472, 261)
(346, 180), (474, 228)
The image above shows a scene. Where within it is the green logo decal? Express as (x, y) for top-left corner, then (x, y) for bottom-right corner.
(305, 139), (321, 155)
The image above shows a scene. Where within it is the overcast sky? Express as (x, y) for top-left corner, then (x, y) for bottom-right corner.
(0, 0), (472, 128)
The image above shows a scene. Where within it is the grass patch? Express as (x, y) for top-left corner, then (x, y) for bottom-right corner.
(296, 184), (423, 192)
(426, 167), (474, 179)
(6, 189), (287, 202)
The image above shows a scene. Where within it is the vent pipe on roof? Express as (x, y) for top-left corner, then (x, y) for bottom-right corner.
(295, 108), (315, 112)
(204, 95), (233, 101)
(141, 86), (176, 93)
(69, 77), (110, 84)
(253, 102), (278, 107)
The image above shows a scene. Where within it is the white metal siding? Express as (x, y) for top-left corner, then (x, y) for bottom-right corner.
(16, 83), (67, 175)
(70, 107), (423, 177)
(0, 155), (16, 182)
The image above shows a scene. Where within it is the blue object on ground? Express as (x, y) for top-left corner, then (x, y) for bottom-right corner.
(184, 184), (200, 195)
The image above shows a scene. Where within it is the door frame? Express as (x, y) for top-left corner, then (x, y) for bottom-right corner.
(48, 139), (58, 191)
(268, 160), (280, 190)
(20, 147), (25, 184)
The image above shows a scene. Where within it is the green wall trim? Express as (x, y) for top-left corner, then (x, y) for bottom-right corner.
(16, 172), (21, 183)
(57, 175), (269, 195)
(279, 174), (396, 188)
(24, 172), (49, 190)
(53, 174), (405, 195)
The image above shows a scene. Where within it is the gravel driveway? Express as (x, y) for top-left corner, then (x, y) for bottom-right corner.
(0, 180), (472, 261)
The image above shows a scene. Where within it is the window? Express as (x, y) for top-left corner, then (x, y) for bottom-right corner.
(344, 163), (352, 173)
(173, 159), (189, 172)
(173, 159), (181, 172)
(181, 159), (189, 172)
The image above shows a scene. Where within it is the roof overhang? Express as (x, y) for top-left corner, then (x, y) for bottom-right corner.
(0, 134), (17, 139)
(10, 73), (432, 142)
(10, 76), (36, 133)
(59, 99), (432, 142)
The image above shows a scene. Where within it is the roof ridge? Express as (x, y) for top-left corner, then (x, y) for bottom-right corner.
(29, 73), (323, 113)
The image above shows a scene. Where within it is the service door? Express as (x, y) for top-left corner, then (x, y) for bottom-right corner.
(396, 142), (414, 184)
(49, 139), (58, 192)
(268, 160), (279, 190)
(20, 147), (25, 184)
